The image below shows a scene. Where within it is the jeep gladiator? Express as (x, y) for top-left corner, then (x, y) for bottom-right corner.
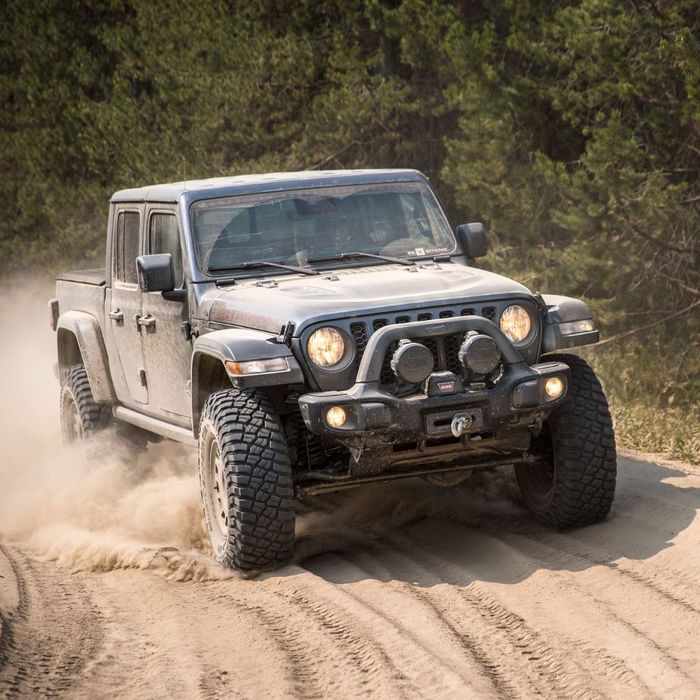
(51, 169), (616, 571)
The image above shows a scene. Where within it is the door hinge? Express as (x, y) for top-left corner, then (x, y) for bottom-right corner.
(181, 321), (199, 341)
(136, 314), (156, 331)
(139, 369), (147, 387)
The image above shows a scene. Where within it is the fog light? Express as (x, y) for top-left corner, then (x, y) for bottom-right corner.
(326, 406), (347, 428)
(390, 340), (434, 384)
(544, 376), (565, 399)
(458, 332), (501, 375)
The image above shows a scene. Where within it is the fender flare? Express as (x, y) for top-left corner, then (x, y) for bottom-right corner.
(191, 328), (304, 430)
(56, 310), (116, 403)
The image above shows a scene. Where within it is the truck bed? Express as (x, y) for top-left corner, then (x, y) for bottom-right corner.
(56, 269), (106, 321)
(56, 268), (106, 286)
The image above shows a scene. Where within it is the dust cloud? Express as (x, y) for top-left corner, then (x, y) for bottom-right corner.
(0, 280), (228, 582)
(294, 466), (521, 562)
(0, 279), (517, 581)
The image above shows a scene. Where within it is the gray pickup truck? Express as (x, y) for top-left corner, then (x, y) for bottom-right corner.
(51, 169), (616, 571)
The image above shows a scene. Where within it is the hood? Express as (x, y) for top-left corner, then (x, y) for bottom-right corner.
(204, 263), (533, 335)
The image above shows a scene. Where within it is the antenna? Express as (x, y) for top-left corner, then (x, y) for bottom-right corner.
(182, 155), (187, 192)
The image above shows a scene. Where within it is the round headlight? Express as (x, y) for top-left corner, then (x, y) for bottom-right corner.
(307, 327), (345, 367)
(499, 305), (532, 344)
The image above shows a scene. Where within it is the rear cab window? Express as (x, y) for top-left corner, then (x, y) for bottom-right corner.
(114, 210), (141, 285)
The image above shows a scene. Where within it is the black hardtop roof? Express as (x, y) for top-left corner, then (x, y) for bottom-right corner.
(110, 169), (429, 204)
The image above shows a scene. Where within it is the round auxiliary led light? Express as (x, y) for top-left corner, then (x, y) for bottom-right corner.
(458, 332), (501, 375)
(307, 327), (345, 367)
(326, 406), (347, 428)
(499, 305), (532, 344)
(544, 376), (565, 399)
(390, 341), (434, 384)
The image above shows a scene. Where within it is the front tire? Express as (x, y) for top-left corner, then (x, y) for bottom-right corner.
(60, 365), (109, 444)
(516, 354), (617, 528)
(198, 388), (295, 571)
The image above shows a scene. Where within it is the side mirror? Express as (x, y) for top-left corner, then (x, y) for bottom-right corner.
(456, 222), (488, 260)
(137, 254), (175, 293)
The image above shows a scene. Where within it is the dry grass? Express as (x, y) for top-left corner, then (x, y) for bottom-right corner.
(581, 335), (699, 465)
(609, 402), (700, 465)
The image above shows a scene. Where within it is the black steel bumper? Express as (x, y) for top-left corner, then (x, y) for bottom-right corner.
(298, 315), (570, 451)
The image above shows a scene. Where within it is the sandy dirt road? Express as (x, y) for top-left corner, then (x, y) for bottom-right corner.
(0, 286), (698, 698)
(1, 452), (699, 699)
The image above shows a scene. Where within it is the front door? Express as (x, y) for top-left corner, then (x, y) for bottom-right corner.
(140, 206), (192, 422)
(108, 207), (148, 404)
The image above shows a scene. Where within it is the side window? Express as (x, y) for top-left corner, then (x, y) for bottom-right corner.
(149, 213), (184, 285)
(115, 211), (141, 284)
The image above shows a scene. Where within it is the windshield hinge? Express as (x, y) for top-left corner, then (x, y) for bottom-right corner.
(533, 291), (549, 316)
(277, 322), (295, 346)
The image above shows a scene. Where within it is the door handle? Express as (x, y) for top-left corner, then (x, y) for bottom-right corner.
(136, 314), (156, 330)
(108, 309), (124, 323)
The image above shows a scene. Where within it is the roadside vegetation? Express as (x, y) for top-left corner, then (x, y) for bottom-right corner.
(1, 0), (697, 462)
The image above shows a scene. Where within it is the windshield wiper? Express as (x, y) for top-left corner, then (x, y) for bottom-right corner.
(306, 251), (413, 267)
(208, 260), (319, 277)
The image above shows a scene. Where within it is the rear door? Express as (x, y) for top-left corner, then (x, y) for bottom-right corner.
(140, 206), (192, 422)
(108, 206), (149, 405)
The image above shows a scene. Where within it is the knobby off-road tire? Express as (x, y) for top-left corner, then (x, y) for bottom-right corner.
(198, 388), (295, 571)
(515, 353), (617, 529)
(60, 365), (110, 444)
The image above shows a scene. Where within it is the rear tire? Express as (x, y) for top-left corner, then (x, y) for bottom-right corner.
(516, 354), (617, 528)
(198, 388), (295, 571)
(60, 365), (109, 444)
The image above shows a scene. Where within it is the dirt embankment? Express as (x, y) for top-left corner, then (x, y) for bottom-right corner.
(1, 285), (699, 698)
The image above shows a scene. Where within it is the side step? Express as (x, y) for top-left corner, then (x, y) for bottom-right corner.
(113, 406), (197, 446)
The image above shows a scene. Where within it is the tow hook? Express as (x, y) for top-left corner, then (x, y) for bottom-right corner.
(451, 413), (473, 438)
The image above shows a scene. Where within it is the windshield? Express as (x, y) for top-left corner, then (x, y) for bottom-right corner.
(190, 182), (455, 274)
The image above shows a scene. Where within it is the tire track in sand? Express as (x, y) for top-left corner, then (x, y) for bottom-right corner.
(380, 531), (651, 699)
(0, 544), (104, 698)
(537, 528), (700, 615)
(329, 549), (521, 699)
(199, 576), (406, 699)
(387, 518), (698, 697)
(355, 542), (616, 699)
(277, 586), (408, 697)
(296, 557), (497, 698)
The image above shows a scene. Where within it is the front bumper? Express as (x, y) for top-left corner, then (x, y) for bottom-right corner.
(297, 316), (570, 473)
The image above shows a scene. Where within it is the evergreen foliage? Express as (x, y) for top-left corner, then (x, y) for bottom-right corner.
(1, 0), (697, 457)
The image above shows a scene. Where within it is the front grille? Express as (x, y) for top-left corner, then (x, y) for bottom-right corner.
(304, 298), (539, 393)
(349, 305), (506, 387)
(481, 306), (497, 323)
(444, 333), (464, 375)
(349, 321), (369, 354)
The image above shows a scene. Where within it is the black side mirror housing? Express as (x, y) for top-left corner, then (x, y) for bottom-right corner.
(456, 222), (488, 260)
(137, 254), (175, 293)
